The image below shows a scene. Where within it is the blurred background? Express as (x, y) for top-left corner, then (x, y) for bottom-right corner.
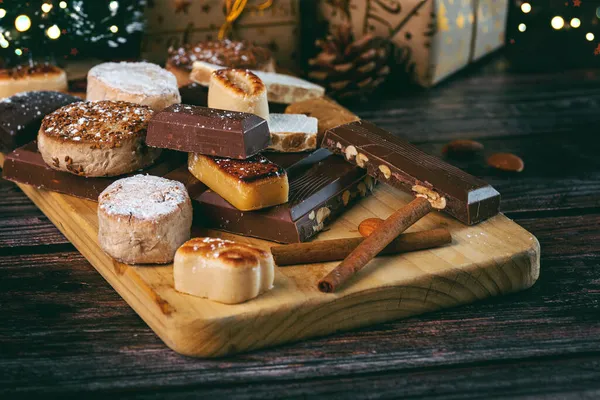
(0, 0), (598, 100)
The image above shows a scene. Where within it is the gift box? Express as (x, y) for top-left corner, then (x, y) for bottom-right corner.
(318, 0), (509, 87)
(142, 0), (300, 69)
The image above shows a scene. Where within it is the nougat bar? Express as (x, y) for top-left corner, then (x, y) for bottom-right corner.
(0, 91), (80, 152)
(322, 120), (500, 225)
(147, 104), (270, 159)
(188, 153), (288, 211)
(267, 113), (318, 153)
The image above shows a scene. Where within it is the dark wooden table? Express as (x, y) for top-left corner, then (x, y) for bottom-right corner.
(2, 57), (600, 399)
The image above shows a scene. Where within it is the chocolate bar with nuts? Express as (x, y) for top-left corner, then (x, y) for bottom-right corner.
(322, 120), (500, 225)
(194, 148), (374, 243)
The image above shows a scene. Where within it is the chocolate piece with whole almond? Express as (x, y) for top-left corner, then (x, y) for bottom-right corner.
(322, 120), (501, 225)
(442, 139), (484, 158)
(487, 153), (524, 172)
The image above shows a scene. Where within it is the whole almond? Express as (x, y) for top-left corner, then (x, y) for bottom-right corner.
(487, 153), (524, 172)
(442, 139), (484, 158)
(358, 218), (384, 237)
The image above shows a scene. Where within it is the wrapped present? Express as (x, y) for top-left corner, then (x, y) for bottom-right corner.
(318, 0), (508, 87)
(142, 0), (300, 68)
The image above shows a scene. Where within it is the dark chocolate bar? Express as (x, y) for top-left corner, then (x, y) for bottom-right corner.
(322, 120), (500, 225)
(195, 148), (375, 243)
(2, 142), (206, 200)
(0, 91), (81, 152)
(146, 104), (269, 159)
(179, 83), (208, 107)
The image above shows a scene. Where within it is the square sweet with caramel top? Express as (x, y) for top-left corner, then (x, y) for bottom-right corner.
(188, 153), (288, 211)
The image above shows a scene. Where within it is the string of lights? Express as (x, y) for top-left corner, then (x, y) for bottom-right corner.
(0, 0), (146, 66)
(507, 0), (600, 69)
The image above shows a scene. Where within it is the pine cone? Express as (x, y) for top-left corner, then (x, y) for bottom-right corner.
(308, 24), (392, 101)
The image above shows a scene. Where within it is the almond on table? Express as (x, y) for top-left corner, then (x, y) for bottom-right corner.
(188, 152), (289, 211)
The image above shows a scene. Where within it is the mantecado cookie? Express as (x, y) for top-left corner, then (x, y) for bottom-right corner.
(208, 68), (269, 121)
(87, 62), (181, 111)
(98, 174), (193, 264)
(166, 39), (275, 87)
(174, 237), (275, 304)
(38, 100), (161, 177)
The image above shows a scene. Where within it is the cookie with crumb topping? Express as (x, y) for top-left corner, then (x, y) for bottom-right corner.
(38, 100), (161, 177)
(166, 39), (275, 87)
(98, 175), (193, 264)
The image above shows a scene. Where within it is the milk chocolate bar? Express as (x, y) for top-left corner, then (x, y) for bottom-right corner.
(147, 104), (269, 159)
(188, 152), (289, 211)
(322, 121), (500, 225)
(0, 91), (80, 152)
(2, 142), (206, 200)
(195, 149), (374, 243)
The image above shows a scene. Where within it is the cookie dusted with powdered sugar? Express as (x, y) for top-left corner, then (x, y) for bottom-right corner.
(87, 62), (181, 111)
(38, 100), (161, 177)
(98, 175), (193, 265)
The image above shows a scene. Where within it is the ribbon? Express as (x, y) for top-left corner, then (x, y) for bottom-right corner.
(218, 0), (274, 40)
(468, 0), (480, 63)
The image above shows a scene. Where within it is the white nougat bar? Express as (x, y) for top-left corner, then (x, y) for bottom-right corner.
(267, 113), (318, 153)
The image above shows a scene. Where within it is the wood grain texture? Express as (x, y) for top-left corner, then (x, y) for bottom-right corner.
(2, 56), (599, 397)
(12, 178), (539, 357)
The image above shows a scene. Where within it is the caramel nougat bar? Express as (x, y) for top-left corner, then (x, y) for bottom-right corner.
(188, 153), (288, 211)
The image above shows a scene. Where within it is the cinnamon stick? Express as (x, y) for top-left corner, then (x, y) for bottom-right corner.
(318, 197), (433, 293)
(272, 228), (451, 266)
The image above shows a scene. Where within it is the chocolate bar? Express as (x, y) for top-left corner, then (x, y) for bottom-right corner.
(322, 121), (500, 225)
(0, 91), (80, 152)
(178, 83), (208, 107)
(195, 148), (375, 243)
(146, 104), (269, 159)
(2, 142), (206, 200)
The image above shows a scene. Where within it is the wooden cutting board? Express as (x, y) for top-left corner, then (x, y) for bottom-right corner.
(4, 160), (540, 357)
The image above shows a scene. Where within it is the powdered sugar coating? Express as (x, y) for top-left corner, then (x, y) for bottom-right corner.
(99, 175), (190, 220)
(88, 62), (179, 96)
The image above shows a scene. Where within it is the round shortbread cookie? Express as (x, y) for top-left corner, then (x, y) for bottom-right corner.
(38, 100), (161, 177)
(87, 62), (181, 111)
(98, 175), (193, 265)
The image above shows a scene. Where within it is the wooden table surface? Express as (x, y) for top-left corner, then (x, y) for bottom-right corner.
(2, 57), (600, 399)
